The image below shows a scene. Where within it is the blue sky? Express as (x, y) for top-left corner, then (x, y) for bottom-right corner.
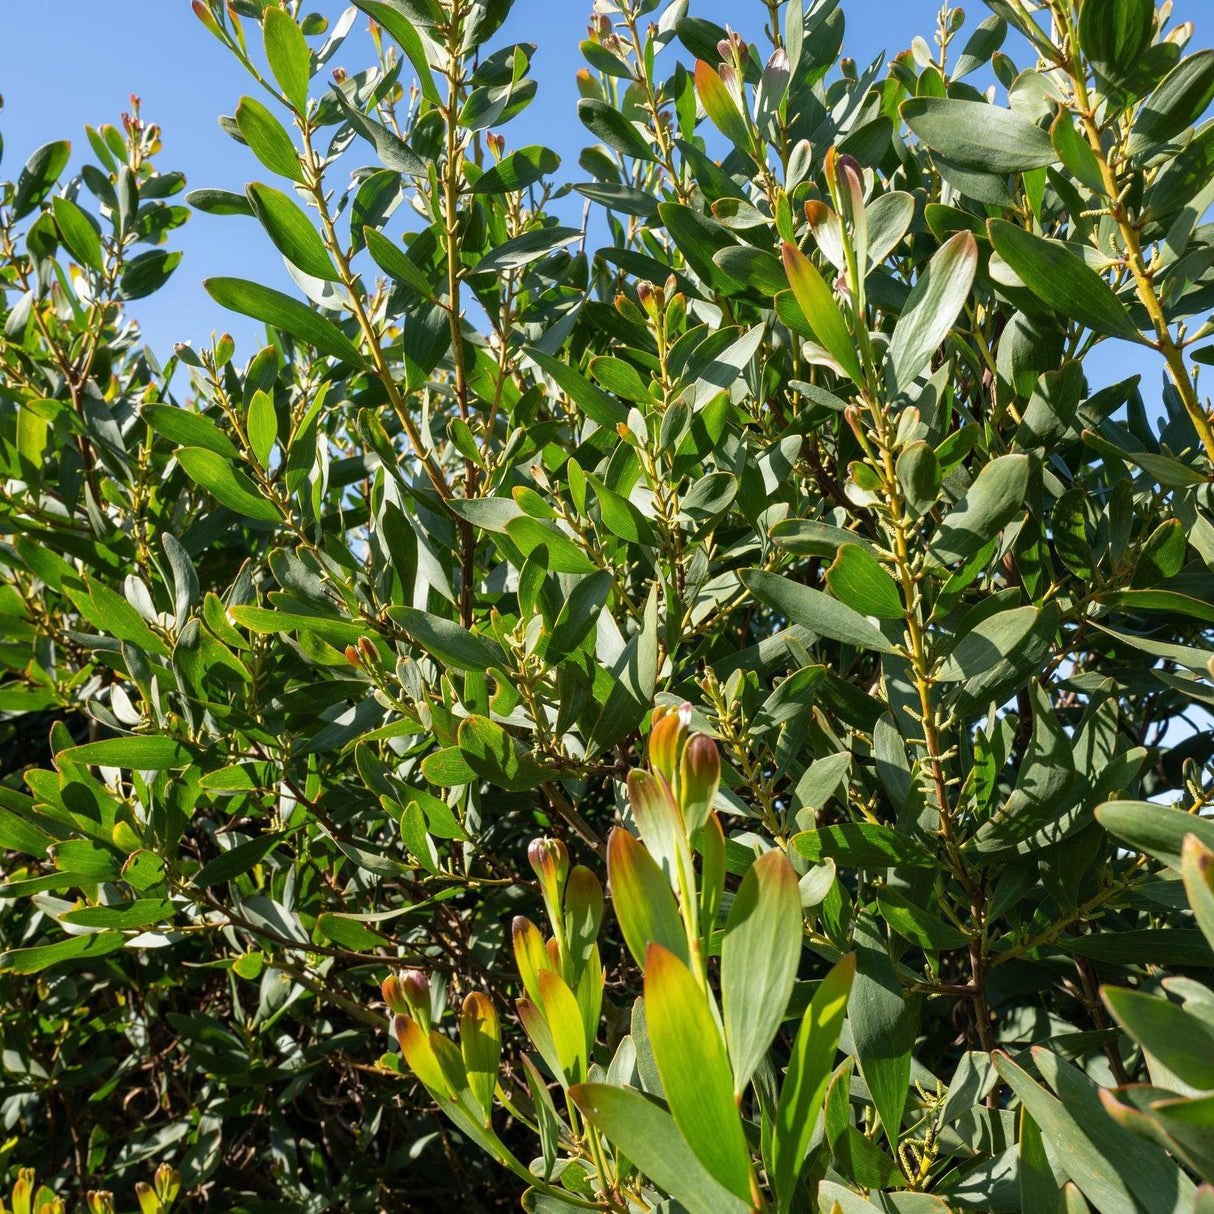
(3, 1), (1157, 405)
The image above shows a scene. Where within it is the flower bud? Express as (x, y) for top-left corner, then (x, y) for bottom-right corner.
(529, 837), (570, 937)
(88, 1193), (116, 1214)
(384, 969), (432, 1030)
(382, 973), (409, 1015)
(487, 131), (505, 159)
(154, 1165), (181, 1207)
(679, 732), (721, 835)
(528, 836), (569, 890)
(344, 645), (360, 666)
(358, 636), (380, 662)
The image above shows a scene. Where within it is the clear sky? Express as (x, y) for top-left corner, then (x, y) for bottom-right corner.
(3, 0), (1156, 405)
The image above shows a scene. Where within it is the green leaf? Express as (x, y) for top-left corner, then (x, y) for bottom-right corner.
(741, 568), (897, 653)
(886, 231), (977, 392)
(1182, 835), (1214, 953)
(247, 390), (278, 469)
(938, 606), (1044, 682)
(60, 736), (195, 770)
(590, 356), (649, 402)
(1019, 1110), (1060, 1213)
(772, 954), (855, 1214)
(229, 606), (363, 648)
(825, 544), (904, 620)
(13, 141), (71, 218)
(1131, 50), (1214, 151)
(1103, 987), (1214, 1089)
(523, 346), (628, 428)
(537, 970), (587, 1085)
(195, 833), (287, 888)
(902, 98), (1056, 173)
(1032, 1047), (1196, 1214)
(954, 14), (1008, 79)
(235, 96), (306, 183)
(457, 715), (547, 792)
(504, 517), (595, 574)
(546, 570), (613, 663)
(60, 899), (175, 930)
(694, 60), (752, 151)
(475, 226), (581, 274)
(142, 405), (237, 458)
(660, 204), (742, 295)
(176, 447), (282, 523)
(569, 1084), (750, 1214)
(1051, 114), (1106, 193)
(470, 146), (560, 194)
(1098, 589), (1214, 626)
(852, 913), (916, 1146)
(897, 441), (942, 516)
(577, 98), (659, 162)
(644, 944), (755, 1203)
(1096, 800), (1214, 870)
(713, 245), (787, 294)
(205, 277), (368, 366)
(876, 888), (971, 951)
(791, 823), (936, 869)
(388, 607), (500, 671)
(781, 242), (865, 387)
(721, 850), (802, 1095)
(51, 197), (104, 272)
(246, 183), (339, 280)
(119, 249), (182, 300)
(1079, 0), (1155, 93)
(606, 828), (688, 969)
(363, 227), (436, 300)
(339, 98), (426, 178)
(351, 1), (441, 104)
(0, 932), (124, 974)
(263, 7), (311, 111)
(1059, 930), (1213, 967)
(928, 453), (1030, 566)
(988, 220), (1142, 341)
(461, 992), (501, 1123)
(187, 187), (255, 217)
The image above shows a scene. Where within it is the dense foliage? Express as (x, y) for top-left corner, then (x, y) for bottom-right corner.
(2, 0), (1214, 1209)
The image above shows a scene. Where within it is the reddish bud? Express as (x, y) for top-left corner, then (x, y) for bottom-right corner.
(529, 836), (570, 940)
(528, 837), (569, 889)
(344, 645), (361, 666)
(385, 969), (432, 1030)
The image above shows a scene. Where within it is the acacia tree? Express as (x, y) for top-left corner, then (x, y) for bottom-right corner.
(2, 0), (1214, 1209)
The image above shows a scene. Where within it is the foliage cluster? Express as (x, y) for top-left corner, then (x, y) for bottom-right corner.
(2, 0), (1214, 1210)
